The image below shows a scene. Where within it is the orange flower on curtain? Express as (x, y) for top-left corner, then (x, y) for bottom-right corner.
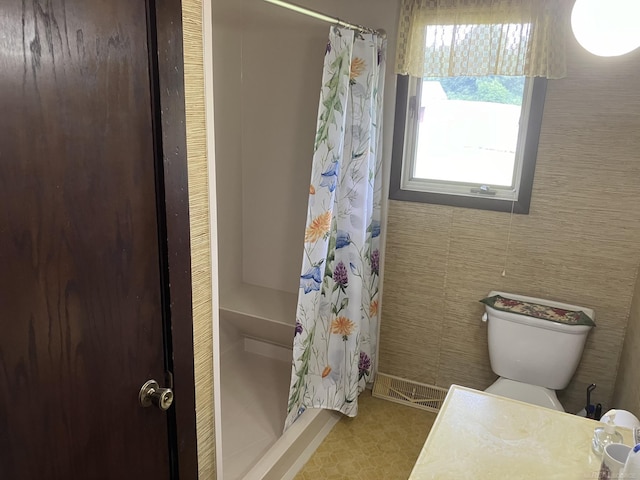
(331, 316), (355, 336)
(369, 299), (379, 317)
(304, 210), (332, 243)
(350, 57), (366, 80)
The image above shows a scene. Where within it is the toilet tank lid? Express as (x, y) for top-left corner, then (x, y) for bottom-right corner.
(484, 291), (595, 326)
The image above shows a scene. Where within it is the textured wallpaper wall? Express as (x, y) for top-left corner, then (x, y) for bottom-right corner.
(613, 272), (640, 417)
(378, 37), (640, 414)
(183, 0), (217, 477)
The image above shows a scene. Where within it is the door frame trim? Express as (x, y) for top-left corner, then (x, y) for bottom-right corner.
(153, 0), (199, 477)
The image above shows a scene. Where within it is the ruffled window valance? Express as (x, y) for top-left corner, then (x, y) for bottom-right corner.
(396, 0), (570, 78)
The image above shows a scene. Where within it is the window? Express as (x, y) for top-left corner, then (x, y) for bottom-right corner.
(390, 74), (546, 214)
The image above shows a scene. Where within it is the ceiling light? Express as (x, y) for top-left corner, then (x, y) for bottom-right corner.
(571, 0), (640, 57)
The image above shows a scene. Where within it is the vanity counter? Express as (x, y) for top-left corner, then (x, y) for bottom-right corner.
(409, 385), (633, 480)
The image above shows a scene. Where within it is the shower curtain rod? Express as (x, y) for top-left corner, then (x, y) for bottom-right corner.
(263, 0), (383, 36)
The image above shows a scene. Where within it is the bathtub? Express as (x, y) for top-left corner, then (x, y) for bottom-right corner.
(219, 284), (340, 479)
(243, 406), (339, 479)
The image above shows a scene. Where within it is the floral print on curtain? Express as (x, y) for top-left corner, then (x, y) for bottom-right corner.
(285, 26), (386, 430)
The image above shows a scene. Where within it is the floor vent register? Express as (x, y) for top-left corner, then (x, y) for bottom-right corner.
(372, 373), (448, 413)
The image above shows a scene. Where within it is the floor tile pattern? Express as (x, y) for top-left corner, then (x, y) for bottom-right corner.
(294, 391), (437, 480)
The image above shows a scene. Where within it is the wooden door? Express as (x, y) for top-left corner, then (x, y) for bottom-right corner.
(0, 1), (196, 478)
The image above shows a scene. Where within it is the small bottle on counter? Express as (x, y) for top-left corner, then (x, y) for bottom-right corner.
(622, 443), (640, 478)
(592, 410), (624, 456)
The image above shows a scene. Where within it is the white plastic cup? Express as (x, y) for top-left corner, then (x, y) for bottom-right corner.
(600, 443), (631, 479)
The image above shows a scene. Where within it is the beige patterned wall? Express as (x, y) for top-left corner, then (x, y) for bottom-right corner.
(378, 37), (640, 414)
(613, 272), (640, 417)
(182, 0), (217, 477)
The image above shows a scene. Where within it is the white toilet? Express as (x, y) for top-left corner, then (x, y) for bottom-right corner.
(482, 291), (595, 412)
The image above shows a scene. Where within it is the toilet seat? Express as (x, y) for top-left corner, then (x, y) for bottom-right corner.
(485, 377), (564, 412)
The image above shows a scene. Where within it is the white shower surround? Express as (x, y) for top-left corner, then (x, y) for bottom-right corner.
(244, 407), (339, 480)
(211, 0), (401, 476)
(219, 304), (339, 479)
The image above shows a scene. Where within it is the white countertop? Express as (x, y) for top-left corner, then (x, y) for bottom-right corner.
(409, 385), (633, 480)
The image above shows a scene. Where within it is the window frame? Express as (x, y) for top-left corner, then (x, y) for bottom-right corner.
(389, 74), (547, 214)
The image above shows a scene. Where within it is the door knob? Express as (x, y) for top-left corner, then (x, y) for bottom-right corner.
(139, 379), (174, 411)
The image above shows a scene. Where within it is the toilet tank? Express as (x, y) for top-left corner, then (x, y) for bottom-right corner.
(484, 291), (595, 390)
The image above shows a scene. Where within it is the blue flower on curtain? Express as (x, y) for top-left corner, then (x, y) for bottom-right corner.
(319, 161), (339, 192)
(349, 262), (359, 276)
(335, 230), (351, 249)
(370, 220), (381, 238)
(299, 263), (322, 293)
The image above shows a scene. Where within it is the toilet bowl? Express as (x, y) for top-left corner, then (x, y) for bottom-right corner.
(482, 291), (595, 411)
(485, 378), (564, 411)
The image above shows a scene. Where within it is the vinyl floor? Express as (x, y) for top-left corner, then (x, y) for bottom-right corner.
(220, 317), (437, 480)
(294, 390), (438, 480)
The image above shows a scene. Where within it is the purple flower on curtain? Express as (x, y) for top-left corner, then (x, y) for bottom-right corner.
(335, 230), (351, 249)
(300, 263), (322, 294)
(358, 351), (371, 380)
(319, 161), (339, 192)
(325, 39), (332, 56)
(371, 249), (379, 276)
(294, 321), (303, 337)
(333, 261), (348, 289)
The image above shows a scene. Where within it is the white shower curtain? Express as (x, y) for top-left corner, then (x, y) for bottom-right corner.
(285, 26), (386, 429)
